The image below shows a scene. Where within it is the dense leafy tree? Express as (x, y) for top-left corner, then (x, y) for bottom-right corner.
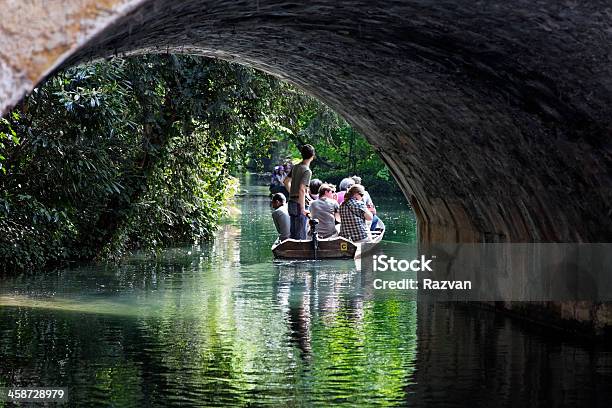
(0, 55), (280, 272)
(262, 91), (398, 193)
(0, 54), (398, 274)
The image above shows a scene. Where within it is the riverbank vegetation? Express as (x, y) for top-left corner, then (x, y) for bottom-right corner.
(0, 55), (401, 273)
(261, 100), (399, 195)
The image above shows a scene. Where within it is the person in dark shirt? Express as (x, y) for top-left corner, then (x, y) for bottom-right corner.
(306, 178), (322, 208)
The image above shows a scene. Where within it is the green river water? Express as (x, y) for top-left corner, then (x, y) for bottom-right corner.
(1, 176), (611, 407)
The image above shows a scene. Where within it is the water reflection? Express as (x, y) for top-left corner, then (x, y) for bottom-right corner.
(0, 176), (611, 407)
(0, 179), (419, 407)
(409, 303), (612, 408)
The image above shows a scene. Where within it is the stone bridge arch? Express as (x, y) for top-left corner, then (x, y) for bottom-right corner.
(2, 0), (612, 247)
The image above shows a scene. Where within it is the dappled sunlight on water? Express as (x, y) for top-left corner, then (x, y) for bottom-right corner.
(2, 176), (611, 407)
(0, 177), (419, 407)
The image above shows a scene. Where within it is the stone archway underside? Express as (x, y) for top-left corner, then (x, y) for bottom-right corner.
(2, 1), (612, 330)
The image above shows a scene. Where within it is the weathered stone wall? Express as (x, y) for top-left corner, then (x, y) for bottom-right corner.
(0, 0), (146, 115)
(2, 0), (612, 331)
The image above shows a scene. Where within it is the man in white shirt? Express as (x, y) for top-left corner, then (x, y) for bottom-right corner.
(271, 193), (290, 241)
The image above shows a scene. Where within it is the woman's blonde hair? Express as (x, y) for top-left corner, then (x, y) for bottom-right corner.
(345, 184), (366, 200)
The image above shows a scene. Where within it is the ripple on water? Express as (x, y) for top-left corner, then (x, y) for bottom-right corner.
(1, 181), (611, 406)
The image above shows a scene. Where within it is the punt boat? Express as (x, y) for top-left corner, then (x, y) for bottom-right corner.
(272, 220), (385, 260)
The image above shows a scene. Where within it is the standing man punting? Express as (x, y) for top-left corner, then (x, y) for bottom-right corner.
(288, 144), (315, 240)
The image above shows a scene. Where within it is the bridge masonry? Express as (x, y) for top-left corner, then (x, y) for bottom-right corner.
(2, 0), (612, 334)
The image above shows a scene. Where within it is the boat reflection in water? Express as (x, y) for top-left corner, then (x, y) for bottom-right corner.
(1, 178), (610, 406)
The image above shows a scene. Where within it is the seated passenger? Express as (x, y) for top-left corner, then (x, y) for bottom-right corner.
(339, 184), (373, 243)
(306, 178), (322, 208)
(336, 177), (355, 204)
(270, 165), (287, 194)
(271, 165), (284, 186)
(309, 183), (340, 239)
(351, 175), (379, 230)
(271, 193), (290, 241)
(282, 162), (293, 193)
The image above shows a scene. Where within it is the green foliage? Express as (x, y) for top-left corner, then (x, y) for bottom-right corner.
(0, 55), (284, 273)
(265, 96), (400, 194)
(0, 115), (20, 173)
(0, 53), (399, 274)
(0, 58), (135, 271)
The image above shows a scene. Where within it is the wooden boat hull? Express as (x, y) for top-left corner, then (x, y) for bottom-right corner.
(272, 236), (357, 259)
(272, 221), (385, 260)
